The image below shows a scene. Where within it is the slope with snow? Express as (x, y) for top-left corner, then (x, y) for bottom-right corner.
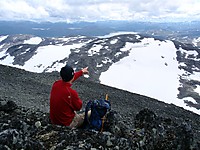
(0, 33), (199, 115)
(99, 37), (200, 114)
(0, 35), (92, 72)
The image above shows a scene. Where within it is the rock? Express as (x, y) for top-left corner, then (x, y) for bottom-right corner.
(35, 121), (41, 128)
(0, 100), (18, 112)
(0, 102), (199, 149)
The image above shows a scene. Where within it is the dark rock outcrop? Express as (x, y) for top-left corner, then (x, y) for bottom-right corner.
(0, 100), (199, 150)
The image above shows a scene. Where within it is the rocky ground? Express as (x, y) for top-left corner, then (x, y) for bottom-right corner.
(0, 64), (200, 149)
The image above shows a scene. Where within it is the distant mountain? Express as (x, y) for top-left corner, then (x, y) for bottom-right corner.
(0, 33), (199, 115)
(0, 21), (200, 43)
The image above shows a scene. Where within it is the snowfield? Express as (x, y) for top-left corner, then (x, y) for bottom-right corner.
(99, 37), (200, 115)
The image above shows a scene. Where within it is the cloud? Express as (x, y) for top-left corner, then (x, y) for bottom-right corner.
(0, 0), (49, 21)
(0, 0), (199, 22)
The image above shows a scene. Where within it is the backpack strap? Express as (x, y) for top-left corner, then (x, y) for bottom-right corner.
(100, 94), (109, 132)
(83, 100), (93, 128)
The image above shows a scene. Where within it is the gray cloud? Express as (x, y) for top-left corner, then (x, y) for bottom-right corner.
(0, 0), (199, 22)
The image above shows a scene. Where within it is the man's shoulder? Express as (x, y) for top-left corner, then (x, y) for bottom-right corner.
(53, 79), (62, 85)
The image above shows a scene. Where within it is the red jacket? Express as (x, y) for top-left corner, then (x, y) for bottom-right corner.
(50, 70), (83, 126)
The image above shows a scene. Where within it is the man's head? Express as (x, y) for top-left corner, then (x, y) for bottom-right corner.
(60, 65), (74, 82)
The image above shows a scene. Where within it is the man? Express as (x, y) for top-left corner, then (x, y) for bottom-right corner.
(50, 65), (89, 128)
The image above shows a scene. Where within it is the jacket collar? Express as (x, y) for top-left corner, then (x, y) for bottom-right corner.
(60, 79), (72, 87)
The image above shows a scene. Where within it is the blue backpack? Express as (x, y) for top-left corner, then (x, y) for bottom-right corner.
(82, 99), (111, 131)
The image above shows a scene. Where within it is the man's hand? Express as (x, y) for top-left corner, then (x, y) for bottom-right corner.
(82, 67), (89, 74)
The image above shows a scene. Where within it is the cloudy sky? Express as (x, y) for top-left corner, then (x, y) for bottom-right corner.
(0, 0), (200, 22)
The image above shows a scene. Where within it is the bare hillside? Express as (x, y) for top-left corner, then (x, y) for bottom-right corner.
(0, 64), (200, 149)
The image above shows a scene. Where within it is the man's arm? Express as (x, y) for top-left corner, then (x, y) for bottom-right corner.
(71, 89), (83, 111)
(72, 67), (89, 82)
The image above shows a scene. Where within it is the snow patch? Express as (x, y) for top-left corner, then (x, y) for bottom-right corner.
(0, 35), (8, 42)
(192, 37), (200, 46)
(102, 57), (112, 64)
(0, 44), (4, 49)
(120, 42), (135, 52)
(180, 48), (199, 60)
(194, 85), (200, 94)
(97, 32), (138, 38)
(24, 37), (42, 45)
(183, 97), (198, 104)
(110, 39), (118, 44)
(115, 52), (122, 57)
(178, 97), (200, 115)
(190, 72), (200, 81)
(57, 37), (70, 42)
(97, 63), (103, 67)
(88, 44), (103, 56)
(0, 53), (15, 66)
(23, 43), (82, 72)
(45, 61), (66, 72)
(21, 48), (31, 55)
